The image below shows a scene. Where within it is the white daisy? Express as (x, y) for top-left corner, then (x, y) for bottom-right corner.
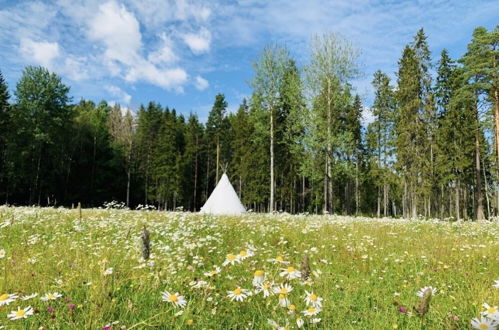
(256, 281), (274, 298)
(416, 286), (437, 297)
(302, 306), (321, 317)
(280, 266), (301, 280)
(273, 283), (293, 295)
(204, 266), (221, 277)
(471, 316), (497, 329)
(0, 293), (18, 306)
(0, 249), (5, 259)
(227, 287), (250, 302)
(222, 254), (241, 266)
(21, 293), (38, 301)
(493, 280), (499, 289)
(41, 292), (62, 301)
(482, 303), (499, 321)
(7, 306), (34, 320)
(296, 317), (304, 328)
(268, 256), (290, 264)
(278, 294), (290, 307)
(238, 249), (254, 260)
(161, 291), (187, 308)
(252, 270), (265, 287)
(304, 291), (323, 308)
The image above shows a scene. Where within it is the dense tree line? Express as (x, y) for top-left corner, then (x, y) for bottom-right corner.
(0, 26), (497, 219)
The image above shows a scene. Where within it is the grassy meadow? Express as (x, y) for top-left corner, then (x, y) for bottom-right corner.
(0, 206), (498, 329)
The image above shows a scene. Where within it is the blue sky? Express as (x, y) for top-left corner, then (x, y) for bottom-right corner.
(0, 0), (497, 123)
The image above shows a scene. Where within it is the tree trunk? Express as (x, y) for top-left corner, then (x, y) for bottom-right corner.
(473, 101), (485, 220)
(193, 135), (198, 211)
(403, 180), (407, 218)
(323, 155), (328, 214)
(216, 137), (220, 183)
(270, 106), (274, 212)
(377, 186), (381, 218)
(383, 183), (388, 217)
(355, 159), (360, 215)
(482, 156), (491, 219)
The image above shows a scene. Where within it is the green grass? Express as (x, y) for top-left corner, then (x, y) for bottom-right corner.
(0, 206), (498, 329)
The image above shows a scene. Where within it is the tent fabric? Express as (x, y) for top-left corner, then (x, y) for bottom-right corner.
(200, 173), (246, 215)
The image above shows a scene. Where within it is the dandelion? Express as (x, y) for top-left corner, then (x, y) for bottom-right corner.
(204, 266), (221, 277)
(7, 306), (34, 320)
(304, 291), (323, 308)
(482, 303), (499, 320)
(274, 283), (293, 295)
(161, 291), (187, 308)
(302, 306), (321, 317)
(471, 316), (497, 329)
(41, 292), (62, 301)
(222, 254), (241, 266)
(252, 270), (265, 286)
(227, 287), (249, 302)
(416, 286), (437, 297)
(280, 266), (301, 280)
(0, 293), (18, 306)
(21, 293), (38, 301)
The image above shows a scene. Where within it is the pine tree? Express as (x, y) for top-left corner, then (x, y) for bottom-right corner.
(0, 70), (10, 203)
(206, 94), (228, 185)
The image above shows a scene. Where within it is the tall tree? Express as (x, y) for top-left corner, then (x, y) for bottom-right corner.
(304, 33), (359, 213)
(251, 45), (291, 212)
(206, 94), (228, 185)
(13, 66), (72, 205)
(0, 70), (10, 203)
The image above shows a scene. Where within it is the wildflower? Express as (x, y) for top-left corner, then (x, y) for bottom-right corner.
(7, 306), (34, 320)
(304, 291), (323, 308)
(204, 266), (221, 277)
(103, 268), (113, 276)
(296, 317), (304, 328)
(186, 319), (194, 326)
(21, 293), (38, 301)
(161, 291), (187, 308)
(268, 319), (279, 328)
(256, 281), (274, 298)
(227, 287), (249, 302)
(311, 318), (321, 324)
(253, 270), (265, 286)
(68, 304), (75, 310)
(302, 306), (321, 317)
(41, 292), (62, 301)
(47, 306), (54, 313)
(288, 304), (297, 313)
(482, 303), (499, 320)
(493, 280), (499, 289)
(269, 255), (289, 264)
(278, 294), (290, 307)
(0, 249), (5, 258)
(471, 316), (497, 329)
(274, 283), (293, 295)
(392, 324), (398, 329)
(238, 249), (254, 260)
(222, 254), (241, 266)
(416, 286), (437, 297)
(398, 306), (408, 313)
(0, 293), (18, 306)
(280, 266), (301, 280)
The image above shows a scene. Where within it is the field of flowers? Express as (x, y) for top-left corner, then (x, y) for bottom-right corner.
(0, 206), (498, 329)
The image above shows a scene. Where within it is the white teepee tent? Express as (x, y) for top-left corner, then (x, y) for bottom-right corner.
(200, 173), (246, 215)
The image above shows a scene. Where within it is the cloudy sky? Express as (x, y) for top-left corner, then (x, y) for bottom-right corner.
(0, 0), (497, 122)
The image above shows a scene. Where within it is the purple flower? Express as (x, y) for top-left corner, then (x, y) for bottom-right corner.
(68, 304), (75, 310)
(398, 306), (407, 313)
(47, 306), (54, 313)
(65, 298), (71, 303)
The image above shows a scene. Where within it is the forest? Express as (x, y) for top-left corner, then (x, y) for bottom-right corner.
(0, 26), (497, 220)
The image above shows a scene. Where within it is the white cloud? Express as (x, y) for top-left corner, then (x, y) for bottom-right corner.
(105, 85), (132, 105)
(148, 33), (177, 64)
(88, 1), (142, 65)
(19, 38), (60, 69)
(182, 28), (211, 54)
(125, 61), (188, 92)
(194, 75), (209, 90)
